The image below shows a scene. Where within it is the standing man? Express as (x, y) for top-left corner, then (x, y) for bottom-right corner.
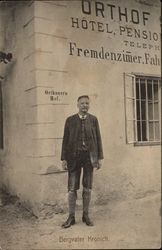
(61, 95), (103, 228)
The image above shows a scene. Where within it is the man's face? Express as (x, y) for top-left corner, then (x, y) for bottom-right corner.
(77, 97), (90, 114)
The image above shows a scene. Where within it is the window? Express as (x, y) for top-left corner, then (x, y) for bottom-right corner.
(0, 81), (3, 149)
(124, 73), (161, 144)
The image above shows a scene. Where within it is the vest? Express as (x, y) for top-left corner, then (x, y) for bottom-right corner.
(77, 117), (89, 151)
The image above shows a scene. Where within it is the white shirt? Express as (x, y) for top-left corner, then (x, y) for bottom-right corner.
(78, 113), (87, 120)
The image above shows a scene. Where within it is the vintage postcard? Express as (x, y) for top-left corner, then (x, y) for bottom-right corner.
(0, 0), (161, 249)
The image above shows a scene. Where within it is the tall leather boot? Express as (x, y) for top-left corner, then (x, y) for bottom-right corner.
(82, 188), (93, 226)
(62, 191), (77, 228)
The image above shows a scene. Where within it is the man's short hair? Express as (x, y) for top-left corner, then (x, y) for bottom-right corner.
(77, 95), (89, 102)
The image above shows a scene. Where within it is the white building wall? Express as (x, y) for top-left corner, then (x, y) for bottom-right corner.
(0, 0), (161, 214)
(0, 2), (43, 214)
(31, 0), (161, 208)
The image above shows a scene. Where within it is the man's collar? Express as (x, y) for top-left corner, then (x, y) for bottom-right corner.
(78, 113), (87, 119)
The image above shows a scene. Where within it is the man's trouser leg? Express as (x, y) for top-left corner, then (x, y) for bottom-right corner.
(62, 167), (81, 228)
(62, 190), (77, 228)
(82, 187), (93, 226)
(81, 154), (94, 226)
(68, 190), (77, 217)
(82, 187), (91, 215)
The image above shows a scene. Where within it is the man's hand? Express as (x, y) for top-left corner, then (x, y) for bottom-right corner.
(62, 160), (68, 170)
(96, 160), (102, 170)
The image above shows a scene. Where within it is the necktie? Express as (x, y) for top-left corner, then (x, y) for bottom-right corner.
(81, 117), (86, 146)
(81, 115), (86, 120)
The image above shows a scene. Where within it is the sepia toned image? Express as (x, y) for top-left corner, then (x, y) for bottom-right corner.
(0, 0), (161, 249)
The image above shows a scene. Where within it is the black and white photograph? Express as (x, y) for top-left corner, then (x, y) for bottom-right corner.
(0, 0), (161, 249)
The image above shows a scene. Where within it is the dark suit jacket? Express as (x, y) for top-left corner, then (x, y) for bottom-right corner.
(61, 113), (104, 171)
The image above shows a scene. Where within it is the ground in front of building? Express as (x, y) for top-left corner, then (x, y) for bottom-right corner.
(0, 191), (161, 250)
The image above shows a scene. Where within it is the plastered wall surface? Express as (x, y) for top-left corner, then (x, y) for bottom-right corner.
(0, 0), (161, 214)
(0, 2), (42, 214)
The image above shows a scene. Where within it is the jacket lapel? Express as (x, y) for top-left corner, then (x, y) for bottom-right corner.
(84, 114), (92, 140)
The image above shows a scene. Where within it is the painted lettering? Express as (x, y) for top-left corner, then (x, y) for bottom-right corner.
(82, 0), (91, 15)
(95, 1), (104, 17)
(81, 1), (151, 26)
(69, 42), (160, 66)
(131, 9), (139, 24)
